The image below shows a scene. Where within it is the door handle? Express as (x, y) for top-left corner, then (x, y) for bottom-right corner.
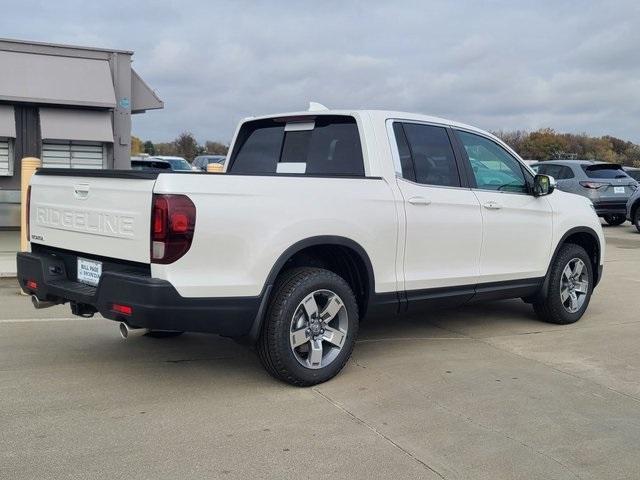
(483, 201), (501, 210)
(408, 196), (431, 206)
(73, 184), (90, 200)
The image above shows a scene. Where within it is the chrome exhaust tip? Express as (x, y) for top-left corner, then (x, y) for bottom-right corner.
(118, 322), (147, 339)
(31, 295), (56, 309)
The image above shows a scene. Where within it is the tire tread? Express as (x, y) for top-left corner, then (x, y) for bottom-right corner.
(256, 267), (358, 386)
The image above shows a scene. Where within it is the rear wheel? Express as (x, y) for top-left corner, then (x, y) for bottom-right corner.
(533, 244), (593, 325)
(257, 267), (359, 386)
(634, 208), (640, 233)
(603, 214), (626, 226)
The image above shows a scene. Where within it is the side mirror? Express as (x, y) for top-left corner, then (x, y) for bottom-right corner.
(533, 174), (556, 197)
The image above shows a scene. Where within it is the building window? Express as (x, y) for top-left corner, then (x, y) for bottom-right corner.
(42, 141), (106, 169)
(0, 138), (14, 176)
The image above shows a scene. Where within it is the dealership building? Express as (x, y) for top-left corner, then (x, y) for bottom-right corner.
(0, 38), (163, 229)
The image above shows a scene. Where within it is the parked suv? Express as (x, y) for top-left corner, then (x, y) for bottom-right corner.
(531, 160), (638, 225)
(19, 108), (605, 386)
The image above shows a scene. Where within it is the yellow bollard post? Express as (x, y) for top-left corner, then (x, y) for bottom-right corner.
(20, 157), (42, 252)
(206, 162), (224, 173)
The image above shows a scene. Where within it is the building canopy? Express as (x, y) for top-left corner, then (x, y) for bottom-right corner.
(0, 50), (116, 108)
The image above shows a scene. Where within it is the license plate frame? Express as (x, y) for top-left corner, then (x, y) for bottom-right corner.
(77, 257), (102, 286)
(614, 186), (625, 194)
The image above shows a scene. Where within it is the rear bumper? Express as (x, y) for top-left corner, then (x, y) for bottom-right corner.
(592, 200), (628, 216)
(16, 251), (261, 337)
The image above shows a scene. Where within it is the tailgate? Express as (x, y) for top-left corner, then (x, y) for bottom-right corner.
(29, 170), (157, 263)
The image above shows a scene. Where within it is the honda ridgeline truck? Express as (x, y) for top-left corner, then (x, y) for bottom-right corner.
(17, 106), (605, 386)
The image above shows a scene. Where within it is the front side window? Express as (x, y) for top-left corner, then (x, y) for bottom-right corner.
(457, 130), (528, 193)
(229, 116), (364, 176)
(393, 123), (460, 187)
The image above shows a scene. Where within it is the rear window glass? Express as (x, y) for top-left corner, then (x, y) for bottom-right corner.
(229, 116), (364, 176)
(582, 165), (629, 179)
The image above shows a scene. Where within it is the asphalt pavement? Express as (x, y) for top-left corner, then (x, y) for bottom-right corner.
(1, 224), (639, 479)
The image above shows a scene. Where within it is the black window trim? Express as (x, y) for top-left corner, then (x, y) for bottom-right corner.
(452, 127), (535, 196)
(387, 119), (472, 190)
(226, 114), (372, 178)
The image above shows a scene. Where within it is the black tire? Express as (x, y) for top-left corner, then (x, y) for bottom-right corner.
(603, 214), (626, 226)
(257, 267), (359, 387)
(533, 244), (593, 325)
(145, 330), (184, 338)
(634, 208), (640, 233)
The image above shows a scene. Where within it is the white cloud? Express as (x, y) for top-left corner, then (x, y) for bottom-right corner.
(1, 0), (639, 143)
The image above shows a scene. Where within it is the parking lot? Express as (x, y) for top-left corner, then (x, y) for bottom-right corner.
(1, 225), (638, 480)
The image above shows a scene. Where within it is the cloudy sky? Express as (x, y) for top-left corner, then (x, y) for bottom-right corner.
(2, 0), (639, 143)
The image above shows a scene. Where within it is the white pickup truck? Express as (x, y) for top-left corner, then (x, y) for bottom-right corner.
(18, 107), (605, 386)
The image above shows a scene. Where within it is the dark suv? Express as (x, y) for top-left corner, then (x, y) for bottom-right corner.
(531, 160), (638, 225)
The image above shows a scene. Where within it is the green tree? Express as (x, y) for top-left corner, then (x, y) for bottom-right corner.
(204, 141), (229, 155)
(174, 132), (200, 161)
(154, 142), (177, 156)
(143, 140), (156, 156)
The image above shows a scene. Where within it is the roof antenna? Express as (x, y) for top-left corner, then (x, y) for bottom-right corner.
(308, 102), (329, 112)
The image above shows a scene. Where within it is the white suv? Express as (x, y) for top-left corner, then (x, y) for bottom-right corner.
(19, 108), (605, 386)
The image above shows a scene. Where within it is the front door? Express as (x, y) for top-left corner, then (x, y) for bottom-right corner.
(454, 129), (553, 284)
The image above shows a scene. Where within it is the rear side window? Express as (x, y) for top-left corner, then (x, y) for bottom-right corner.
(582, 165), (629, 179)
(537, 163), (574, 180)
(229, 116), (364, 176)
(229, 122), (284, 174)
(393, 122), (460, 187)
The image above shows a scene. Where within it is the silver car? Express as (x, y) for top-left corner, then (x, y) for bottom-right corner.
(531, 160), (639, 225)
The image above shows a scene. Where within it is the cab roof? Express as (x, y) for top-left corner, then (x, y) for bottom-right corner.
(243, 108), (500, 142)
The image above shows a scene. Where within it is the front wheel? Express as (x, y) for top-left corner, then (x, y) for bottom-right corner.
(257, 267), (359, 386)
(603, 214), (626, 226)
(533, 244), (593, 324)
(634, 208), (640, 233)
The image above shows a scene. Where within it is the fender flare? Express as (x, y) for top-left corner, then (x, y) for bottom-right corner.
(246, 235), (376, 342)
(542, 226), (603, 293)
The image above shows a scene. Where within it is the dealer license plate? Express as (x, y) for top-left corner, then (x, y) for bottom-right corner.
(614, 186), (625, 194)
(77, 257), (102, 286)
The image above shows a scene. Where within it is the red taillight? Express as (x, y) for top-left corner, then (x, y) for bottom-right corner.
(26, 185), (32, 242)
(580, 181), (607, 189)
(26, 279), (37, 290)
(150, 194), (196, 264)
(112, 303), (132, 316)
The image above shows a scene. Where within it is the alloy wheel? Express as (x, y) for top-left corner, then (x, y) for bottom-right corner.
(559, 258), (589, 313)
(289, 289), (348, 369)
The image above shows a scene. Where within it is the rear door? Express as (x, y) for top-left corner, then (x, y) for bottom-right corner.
(454, 129), (553, 283)
(390, 121), (482, 294)
(29, 172), (156, 263)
